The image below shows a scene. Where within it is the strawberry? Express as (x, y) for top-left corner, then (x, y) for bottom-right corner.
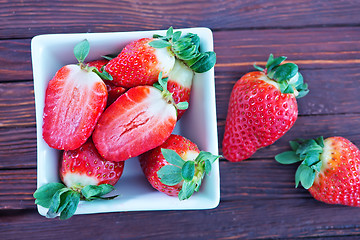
(92, 74), (188, 162)
(139, 134), (220, 200)
(33, 139), (124, 219)
(42, 40), (108, 150)
(222, 54), (309, 162)
(166, 59), (194, 119)
(275, 136), (360, 207)
(87, 59), (126, 105)
(105, 27), (216, 88)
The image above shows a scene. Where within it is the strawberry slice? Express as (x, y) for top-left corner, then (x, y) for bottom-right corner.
(92, 74), (187, 162)
(167, 59), (194, 119)
(34, 139), (124, 220)
(42, 40), (107, 150)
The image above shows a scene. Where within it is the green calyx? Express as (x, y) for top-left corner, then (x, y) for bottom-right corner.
(73, 39), (113, 81)
(149, 26), (216, 73)
(254, 54), (309, 99)
(275, 136), (325, 189)
(33, 182), (117, 220)
(153, 72), (189, 110)
(157, 148), (221, 200)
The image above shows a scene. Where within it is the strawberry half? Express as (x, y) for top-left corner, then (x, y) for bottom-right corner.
(139, 134), (220, 200)
(222, 54), (309, 162)
(42, 40), (107, 150)
(105, 27), (216, 88)
(92, 74), (188, 162)
(33, 139), (124, 219)
(167, 59), (194, 119)
(275, 136), (360, 207)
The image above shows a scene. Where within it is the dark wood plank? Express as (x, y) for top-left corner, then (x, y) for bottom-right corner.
(1, 0), (360, 39)
(1, 198), (360, 240)
(0, 27), (359, 82)
(0, 81), (35, 127)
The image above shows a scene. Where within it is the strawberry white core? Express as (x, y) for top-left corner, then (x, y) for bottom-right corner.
(259, 72), (280, 90)
(62, 173), (98, 188)
(168, 59), (194, 88)
(319, 138), (333, 172)
(153, 46), (175, 76)
(181, 150), (199, 161)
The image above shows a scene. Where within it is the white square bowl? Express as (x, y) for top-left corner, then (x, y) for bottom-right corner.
(31, 27), (219, 216)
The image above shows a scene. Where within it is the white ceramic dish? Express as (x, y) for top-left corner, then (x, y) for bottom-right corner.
(31, 27), (219, 216)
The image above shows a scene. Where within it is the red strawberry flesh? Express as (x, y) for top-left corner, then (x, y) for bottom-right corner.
(92, 85), (177, 162)
(42, 64), (107, 150)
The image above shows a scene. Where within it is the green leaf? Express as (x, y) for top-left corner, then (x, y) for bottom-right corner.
(266, 55), (287, 73)
(46, 188), (71, 218)
(265, 54), (274, 69)
(186, 51), (216, 73)
(315, 136), (324, 148)
(166, 26), (174, 39)
(253, 64), (264, 71)
(296, 88), (309, 99)
(149, 40), (171, 48)
(59, 191), (80, 220)
(299, 165), (316, 189)
(178, 181), (196, 200)
(74, 39), (90, 63)
(161, 148), (185, 167)
(153, 82), (163, 91)
(176, 101), (189, 110)
(204, 159), (212, 175)
(195, 151), (220, 164)
(172, 31), (182, 42)
(181, 33), (200, 49)
(157, 165), (183, 186)
(56, 191), (73, 214)
(33, 182), (66, 208)
(153, 34), (163, 39)
(182, 161), (195, 181)
(272, 63), (298, 82)
(311, 160), (322, 172)
(296, 139), (323, 156)
(303, 152), (321, 167)
(275, 151), (301, 164)
(81, 184), (115, 199)
(92, 67), (113, 81)
(289, 141), (300, 151)
(283, 84), (295, 94)
(102, 53), (118, 61)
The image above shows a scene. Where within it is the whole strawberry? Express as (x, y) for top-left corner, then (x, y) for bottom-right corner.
(33, 139), (124, 219)
(139, 134), (220, 200)
(275, 136), (360, 207)
(86, 59), (126, 105)
(105, 27), (216, 88)
(222, 54), (309, 162)
(42, 40), (108, 150)
(92, 73), (188, 162)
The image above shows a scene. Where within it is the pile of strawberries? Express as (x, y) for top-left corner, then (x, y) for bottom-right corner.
(34, 27), (219, 219)
(34, 27), (360, 220)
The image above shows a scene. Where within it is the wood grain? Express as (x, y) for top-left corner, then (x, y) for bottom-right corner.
(0, 0), (359, 39)
(0, 27), (359, 82)
(1, 198), (360, 240)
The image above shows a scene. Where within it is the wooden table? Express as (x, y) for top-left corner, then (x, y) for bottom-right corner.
(1, 0), (360, 239)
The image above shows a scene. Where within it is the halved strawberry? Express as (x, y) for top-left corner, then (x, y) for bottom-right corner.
(105, 27), (216, 88)
(139, 134), (220, 200)
(42, 40), (107, 150)
(167, 59), (194, 119)
(92, 74), (188, 162)
(33, 139), (124, 219)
